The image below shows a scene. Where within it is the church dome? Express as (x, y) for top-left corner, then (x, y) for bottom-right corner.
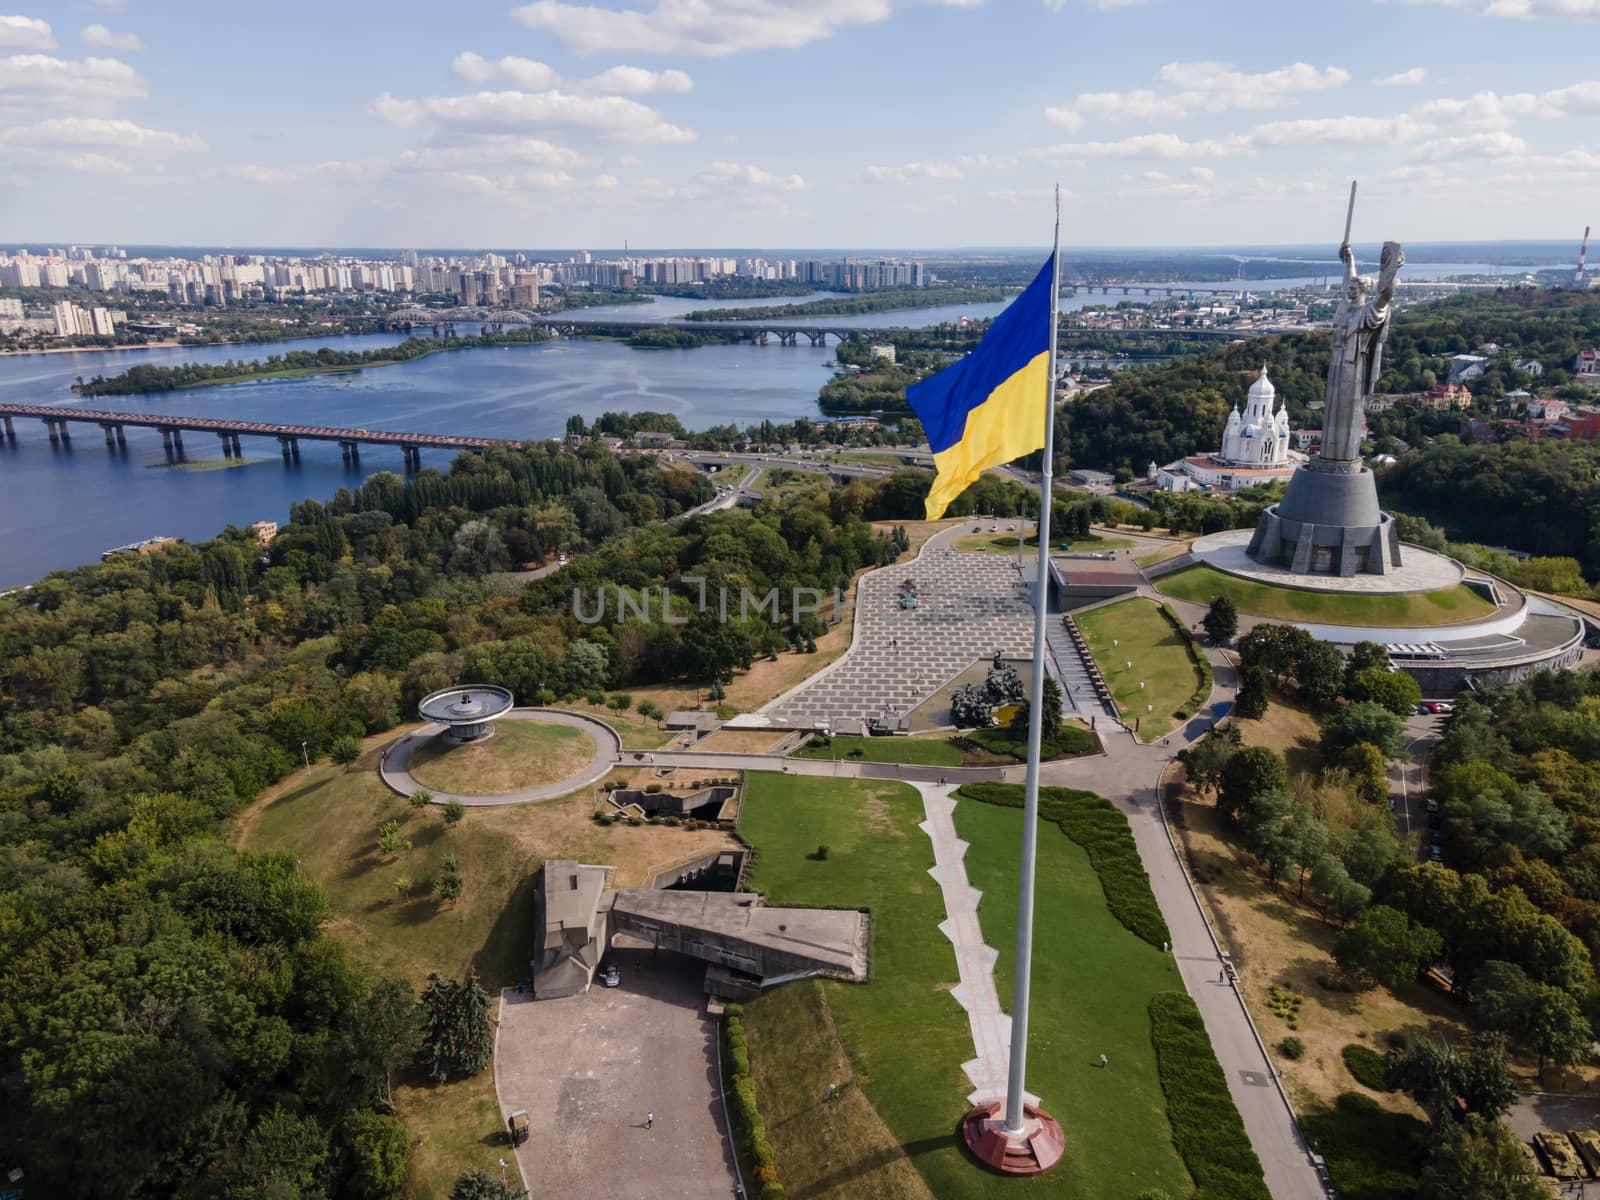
(1248, 364), (1274, 403)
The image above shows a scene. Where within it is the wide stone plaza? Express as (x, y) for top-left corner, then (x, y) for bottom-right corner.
(1193, 528), (1464, 594)
(765, 543), (1035, 730)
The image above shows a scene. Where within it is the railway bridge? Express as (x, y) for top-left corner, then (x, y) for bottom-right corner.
(0, 402), (523, 468)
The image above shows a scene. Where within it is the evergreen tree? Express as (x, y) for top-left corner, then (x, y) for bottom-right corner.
(1235, 665), (1270, 720)
(1202, 594), (1238, 646)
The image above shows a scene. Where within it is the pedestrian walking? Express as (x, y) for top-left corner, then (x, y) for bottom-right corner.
(1099, 1053), (1108, 1069)
(646, 1111), (654, 1130)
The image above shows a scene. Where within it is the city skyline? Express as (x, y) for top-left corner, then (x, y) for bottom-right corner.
(2, 0), (1598, 247)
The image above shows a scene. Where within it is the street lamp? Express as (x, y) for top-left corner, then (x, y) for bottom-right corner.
(300, 740), (310, 775)
(498, 1158), (509, 1185)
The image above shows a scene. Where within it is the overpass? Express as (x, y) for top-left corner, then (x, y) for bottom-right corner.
(0, 402), (526, 468)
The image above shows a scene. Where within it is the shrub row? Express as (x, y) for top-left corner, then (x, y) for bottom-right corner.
(723, 1006), (784, 1196)
(958, 783), (1170, 947)
(1148, 991), (1271, 1200)
(1300, 1092), (1428, 1200)
(1158, 602), (1214, 719)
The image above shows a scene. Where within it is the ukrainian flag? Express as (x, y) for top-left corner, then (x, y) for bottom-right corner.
(907, 253), (1054, 520)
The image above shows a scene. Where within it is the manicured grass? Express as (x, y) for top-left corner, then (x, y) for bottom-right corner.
(1136, 542), (1192, 568)
(1300, 1092), (1428, 1200)
(1076, 597), (1206, 742)
(792, 733), (965, 766)
(740, 774), (1194, 1197)
(955, 795), (1192, 1198)
(956, 783), (1168, 947)
(407, 719), (594, 795)
(954, 531), (1134, 555)
(739, 775), (975, 1194)
(1154, 563), (1496, 627)
(1148, 992), (1271, 1200)
(965, 721), (1097, 761)
(790, 725), (1096, 768)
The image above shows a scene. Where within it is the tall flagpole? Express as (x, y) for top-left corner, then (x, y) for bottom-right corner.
(1002, 185), (1062, 1135)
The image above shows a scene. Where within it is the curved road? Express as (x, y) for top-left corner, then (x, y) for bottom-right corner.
(379, 707), (622, 806)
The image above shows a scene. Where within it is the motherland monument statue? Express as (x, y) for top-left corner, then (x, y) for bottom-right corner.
(1246, 181), (1406, 576)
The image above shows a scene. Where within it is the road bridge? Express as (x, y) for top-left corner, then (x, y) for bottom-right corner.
(0, 402), (528, 468)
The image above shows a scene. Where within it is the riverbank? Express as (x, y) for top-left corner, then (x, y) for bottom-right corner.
(1, 339), (183, 357)
(72, 329), (553, 397)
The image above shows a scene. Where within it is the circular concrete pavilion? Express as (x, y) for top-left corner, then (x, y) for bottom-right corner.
(417, 685), (514, 745)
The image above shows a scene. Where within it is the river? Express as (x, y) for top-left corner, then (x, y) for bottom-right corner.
(0, 262), (1514, 586)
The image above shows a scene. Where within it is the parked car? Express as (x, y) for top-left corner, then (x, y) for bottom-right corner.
(1428, 814), (1442, 831)
(599, 964), (620, 988)
(1429, 844), (1444, 862)
(1417, 703), (1434, 715)
(1426, 799), (1439, 813)
(1433, 701), (1454, 714)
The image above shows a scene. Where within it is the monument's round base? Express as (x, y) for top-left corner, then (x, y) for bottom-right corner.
(1192, 529), (1464, 596)
(442, 724), (497, 747)
(960, 1101), (1064, 1175)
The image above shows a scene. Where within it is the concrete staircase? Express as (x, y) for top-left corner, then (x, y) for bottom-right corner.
(1052, 615), (1117, 717)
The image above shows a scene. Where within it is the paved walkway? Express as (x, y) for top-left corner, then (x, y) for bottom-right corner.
(916, 783), (1036, 1108)
(378, 707), (622, 806)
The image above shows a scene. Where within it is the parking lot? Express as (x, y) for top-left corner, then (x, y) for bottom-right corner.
(495, 946), (741, 1199)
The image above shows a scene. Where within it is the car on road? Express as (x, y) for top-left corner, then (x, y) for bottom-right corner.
(1429, 843), (1444, 862)
(599, 964), (620, 988)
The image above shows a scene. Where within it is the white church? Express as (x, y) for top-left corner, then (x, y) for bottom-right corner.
(1153, 365), (1304, 493)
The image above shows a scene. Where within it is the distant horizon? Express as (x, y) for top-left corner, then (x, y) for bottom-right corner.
(1, 237), (1582, 262)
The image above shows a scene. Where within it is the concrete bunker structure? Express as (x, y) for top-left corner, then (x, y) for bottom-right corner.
(530, 859), (869, 1000)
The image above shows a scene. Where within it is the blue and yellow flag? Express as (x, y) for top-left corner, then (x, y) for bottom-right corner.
(907, 254), (1054, 520)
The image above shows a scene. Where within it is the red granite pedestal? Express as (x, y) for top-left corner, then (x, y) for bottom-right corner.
(960, 1099), (1065, 1175)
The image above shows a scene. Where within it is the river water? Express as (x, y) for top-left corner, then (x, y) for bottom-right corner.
(0, 262), (1512, 586)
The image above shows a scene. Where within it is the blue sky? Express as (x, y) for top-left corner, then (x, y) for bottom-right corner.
(3, 0), (1598, 248)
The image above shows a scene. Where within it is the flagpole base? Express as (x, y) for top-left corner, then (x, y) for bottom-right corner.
(960, 1099), (1064, 1176)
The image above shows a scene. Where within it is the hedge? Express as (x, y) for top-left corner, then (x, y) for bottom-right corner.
(1148, 992), (1271, 1200)
(958, 782), (1170, 948)
(1300, 1092), (1427, 1200)
(1340, 1043), (1391, 1092)
(1158, 602), (1213, 719)
(724, 1011), (783, 1191)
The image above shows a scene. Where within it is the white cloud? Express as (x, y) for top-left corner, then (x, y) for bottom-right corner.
(450, 52), (693, 94)
(591, 172), (618, 187)
(372, 88), (695, 143)
(1030, 132), (1251, 160)
(451, 52), (555, 89)
(700, 160), (805, 189)
(1484, 0), (1600, 17)
(81, 23), (143, 51)
(0, 15), (54, 49)
(0, 116), (203, 151)
(219, 163), (299, 185)
(1376, 67), (1426, 86)
(368, 92), (421, 127)
(513, 0), (903, 57)
(863, 159), (963, 183)
(60, 151), (130, 173)
(585, 65), (693, 94)
(0, 53), (145, 114)
(1048, 60), (1348, 127)
(1412, 130), (1529, 158)
(619, 154), (641, 166)
(400, 135), (587, 170)
(1249, 114), (1423, 146)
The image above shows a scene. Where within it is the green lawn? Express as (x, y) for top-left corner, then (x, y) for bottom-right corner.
(741, 776), (975, 1192)
(1076, 598), (1205, 742)
(954, 531), (1134, 555)
(790, 725), (1095, 767)
(739, 774), (1189, 1199)
(791, 733), (964, 766)
(1154, 564), (1496, 627)
(955, 797), (1192, 1198)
